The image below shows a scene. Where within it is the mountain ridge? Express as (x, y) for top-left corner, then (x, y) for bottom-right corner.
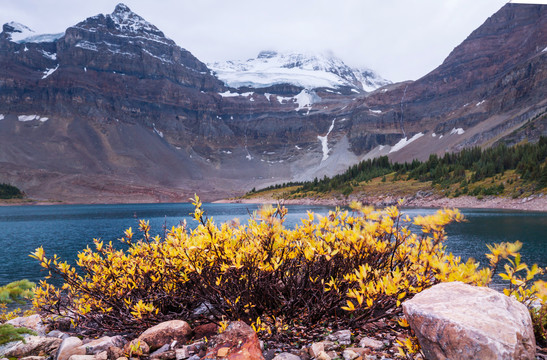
(0, 3), (545, 203)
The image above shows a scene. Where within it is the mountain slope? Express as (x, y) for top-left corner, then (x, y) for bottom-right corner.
(0, 3), (545, 203)
(343, 3), (547, 162)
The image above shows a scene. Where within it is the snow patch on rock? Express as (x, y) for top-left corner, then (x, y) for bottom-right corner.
(18, 115), (48, 122)
(317, 119), (336, 161)
(42, 65), (59, 79)
(40, 50), (57, 60)
(4, 22), (63, 43)
(450, 128), (465, 135)
(75, 41), (98, 51)
(294, 90), (314, 112)
(4, 22), (34, 42)
(153, 124), (163, 138)
(389, 133), (424, 153)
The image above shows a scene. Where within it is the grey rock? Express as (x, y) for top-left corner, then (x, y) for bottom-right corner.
(47, 330), (69, 340)
(56, 336), (85, 360)
(83, 335), (125, 355)
(326, 330), (351, 345)
(309, 342), (324, 358)
(403, 281), (536, 360)
(6, 315), (46, 336)
(272, 353), (301, 360)
(359, 337), (384, 350)
(150, 343), (170, 357)
(342, 349), (359, 360)
(1, 335), (62, 358)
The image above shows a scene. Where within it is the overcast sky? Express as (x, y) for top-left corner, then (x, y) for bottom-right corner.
(2, 0), (544, 82)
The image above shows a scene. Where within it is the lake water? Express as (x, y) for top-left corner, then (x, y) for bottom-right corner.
(0, 203), (545, 287)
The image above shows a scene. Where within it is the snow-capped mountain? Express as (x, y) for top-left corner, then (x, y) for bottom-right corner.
(208, 50), (391, 92)
(1, 22), (63, 43)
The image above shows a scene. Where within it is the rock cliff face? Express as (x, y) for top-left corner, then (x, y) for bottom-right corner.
(0, 3), (545, 202)
(345, 3), (547, 163)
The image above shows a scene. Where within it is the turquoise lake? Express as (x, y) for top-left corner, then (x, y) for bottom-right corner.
(0, 203), (545, 286)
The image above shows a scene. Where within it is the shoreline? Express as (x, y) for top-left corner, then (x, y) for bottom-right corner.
(214, 193), (547, 212)
(2, 194), (546, 212)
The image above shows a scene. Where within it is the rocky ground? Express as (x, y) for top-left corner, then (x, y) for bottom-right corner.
(1, 283), (546, 359)
(0, 314), (414, 360)
(217, 192), (547, 212)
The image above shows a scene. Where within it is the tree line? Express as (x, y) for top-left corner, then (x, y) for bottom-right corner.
(0, 183), (23, 199)
(251, 137), (547, 196)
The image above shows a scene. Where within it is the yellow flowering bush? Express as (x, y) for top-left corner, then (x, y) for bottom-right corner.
(31, 196), (536, 336)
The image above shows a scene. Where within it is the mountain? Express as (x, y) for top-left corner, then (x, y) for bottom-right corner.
(0, 3), (545, 203)
(342, 3), (547, 163)
(208, 50), (391, 93)
(1, 22), (64, 43)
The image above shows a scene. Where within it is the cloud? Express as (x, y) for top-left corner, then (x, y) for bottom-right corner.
(0, 0), (508, 81)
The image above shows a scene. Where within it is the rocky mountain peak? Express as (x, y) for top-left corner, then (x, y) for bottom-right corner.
(1, 22), (34, 42)
(108, 3), (165, 38)
(257, 50), (278, 59)
(113, 3), (131, 14)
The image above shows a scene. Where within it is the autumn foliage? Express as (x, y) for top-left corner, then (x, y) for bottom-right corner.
(30, 197), (546, 338)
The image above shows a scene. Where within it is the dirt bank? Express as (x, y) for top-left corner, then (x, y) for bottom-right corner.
(215, 193), (547, 212)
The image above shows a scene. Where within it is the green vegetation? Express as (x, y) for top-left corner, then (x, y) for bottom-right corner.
(0, 280), (36, 345)
(0, 323), (36, 345)
(0, 280), (35, 304)
(0, 183), (23, 199)
(248, 137), (547, 199)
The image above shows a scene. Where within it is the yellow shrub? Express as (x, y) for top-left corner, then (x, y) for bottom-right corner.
(32, 197), (535, 336)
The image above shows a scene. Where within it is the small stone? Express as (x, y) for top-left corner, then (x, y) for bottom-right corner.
(343, 348), (368, 358)
(358, 337), (384, 350)
(150, 350), (176, 359)
(217, 347), (230, 357)
(315, 351), (331, 360)
(342, 349), (359, 360)
(20, 357), (47, 360)
(67, 356), (96, 360)
(84, 336), (125, 355)
(309, 343), (324, 358)
(47, 330), (69, 340)
(107, 346), (125, 360)
(150, 343), (170, 357)
(327, 330), (351, 345)
(193, 323), (218, 341)
(57, 336), (85, 360)
(272, 353), (301, 360)
(175, 346), (190, 360)
(138, 320), (192, 351)
(96, 351), (108, 360)
(204, 321), (264, 359)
